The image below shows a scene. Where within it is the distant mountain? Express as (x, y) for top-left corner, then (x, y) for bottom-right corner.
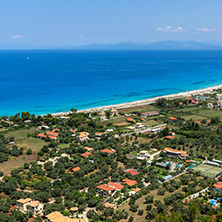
(76, 41), (221, 50)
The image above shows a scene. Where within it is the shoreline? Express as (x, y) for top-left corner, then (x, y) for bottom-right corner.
(50, 83), (222, 117)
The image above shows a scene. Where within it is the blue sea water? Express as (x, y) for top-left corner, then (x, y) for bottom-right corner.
(0, 50), (222, 116)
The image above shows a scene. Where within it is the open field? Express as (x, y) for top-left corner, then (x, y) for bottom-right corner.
(192, 164), (222, 178)
(183, 115), (206, 121)
(118, 104), (158, 113)
(113, 121), (130, 126)
(0, 154), (37, 175)
(1, 129), (48, 153)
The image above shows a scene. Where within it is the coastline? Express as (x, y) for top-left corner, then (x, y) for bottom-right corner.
(50, 83), (222, 117)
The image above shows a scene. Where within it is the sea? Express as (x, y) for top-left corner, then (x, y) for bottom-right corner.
(0, 50), (222, 117)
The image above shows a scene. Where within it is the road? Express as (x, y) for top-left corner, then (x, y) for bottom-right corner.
(184, 187), (209, 201)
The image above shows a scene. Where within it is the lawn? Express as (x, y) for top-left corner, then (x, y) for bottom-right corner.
(1, 129), (48, 153)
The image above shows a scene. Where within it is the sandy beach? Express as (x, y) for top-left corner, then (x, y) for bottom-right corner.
(51, 84), (222, 117)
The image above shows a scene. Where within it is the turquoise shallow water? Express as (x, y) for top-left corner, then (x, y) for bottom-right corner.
(0, 50), (222, 116)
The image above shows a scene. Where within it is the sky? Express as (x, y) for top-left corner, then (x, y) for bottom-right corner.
(1, 0), (222, 48)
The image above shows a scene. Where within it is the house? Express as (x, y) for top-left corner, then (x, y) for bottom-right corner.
(98, 111), (106, 120)
(95, 132), (103, 137)
(27, 201), (43, 216)
(129, 188), (141, 196)
(46, 132), (59, 137)
(97, 182), (124, 197)
(81, 152), (92, 158)
(150, 127), (164, 134)
(137, 150), (150, 160)
(156, 162), (167, 168)
(148, 111), (159, 116)
(125, 169), (140, 176)
(123, 178), (137, 186)
(169, 131), (175, 136)
(70, 166), (80, 173)
(127, 117), (136, 123)
(84, 147), (94, 152)
(141, 112), (148, 118)
(61, 153), (70, 159)
(46, 211), (85, 222)
(216, 94), (222, 100)
(125, 126), (136, 131)
(207, 103), (214, 109)
(17, 198), (32, 212)
(111, 109), (118, 116)
(100, 149), (116, 155)
(213, 182), (222, 192)
(106, 128), (114, 132)
(165, 135), (175, 140)
(189, 98), (198, 104)
(168, 117), (178, 121)
(48, 157), (60, 166)
(76, 132), (89, 141)
(163, 148), (188, 159)
(53, 128), (60, 132)
(37, 134), (47, 139)
(135, 123), (144, 129)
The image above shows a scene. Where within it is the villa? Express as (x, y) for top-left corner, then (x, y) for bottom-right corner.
(213, 182), (222, 192)
(137, 150), (150, 160)
(123, 178), (137, 186)
(81, 152), (92, 158)
(27, 201), (43, 216)
(125, 169), (140, 176)
(17, 198), (32, 212)
(97, 182), (124, 197)
(163, 148), (188, 159)
(76, 132), (89, 141)
(70, 166), (80, 173)
(100, 149), (116, 155)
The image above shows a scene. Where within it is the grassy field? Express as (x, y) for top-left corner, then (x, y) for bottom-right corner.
(192, 164), (222, 178)
(118, 105), (159, 113)
(0, 155), (37, 175)
(1, 129), (48, 153)
(183, 115), (206, 121)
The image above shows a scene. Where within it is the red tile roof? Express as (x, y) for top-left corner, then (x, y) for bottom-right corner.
(101, 149), (116, 154)
(125, 169), (140, 176)
(127, 118), (136, 122)
(108, 182), (124, 190)
(46, 131), (59, 136)
(37, 134), (46, 138)
(81, 152), (92, 157)
(70, 167), (80, 172)
(213, 181), (222, 189)
(168, 117), (178, 121)
(165, 136), (175, 139)
(97, 184), (116, 192)
(123, 178), (137, 186)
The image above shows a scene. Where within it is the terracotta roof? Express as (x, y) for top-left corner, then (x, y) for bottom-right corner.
(186, 160), (191, 163)
(123, 178), (137, 186)
(168, 117), (178, 121)
(165, 136), (175, 139)
(27, 201), (40, 208)
(133, 188), (141, 193)
(104, 203), (116, 208)
(53, 128), (60, 132)
(81, 152), (92, 157)
(70, 167), (80, 172)
(125, 169), (140, 176)
(37, 134), (46, 138)
(48, 135), (57, 139)
(46, 131), (59, 136)
(101, 149), (116, 154)
(97, 184), (116, 192)
(70, 129), (76, 133)
(108, 182), (124, 190)
(17, 198), (32, 204)
(127, 118), (136, 122)
(213, 182), (222, 189)
(163, 148), (188, 157)
(95, 132), (103, 136)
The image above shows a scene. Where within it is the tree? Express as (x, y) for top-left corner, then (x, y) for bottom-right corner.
(71, 108), (77, 113)
(26, 149), (32, 155)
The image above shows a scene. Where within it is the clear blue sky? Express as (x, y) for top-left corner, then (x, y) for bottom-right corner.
(1, 0), (222, 48)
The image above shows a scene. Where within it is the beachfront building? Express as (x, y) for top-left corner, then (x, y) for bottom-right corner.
(137, 150), (150, 160)
(17, 198), (32, 212)
(216, 94), (222, 100)
(163, 148), (188, 159)
(189, 98), (198, 104)
(98, 111), (106, 120)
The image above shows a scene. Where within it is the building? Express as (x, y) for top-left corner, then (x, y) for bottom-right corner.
(95, 132), (103, 137)
(76, 132), (89, 141)
(100, 149), (116, 155)
(45, 211), (85, 222)
(216, 94), (222, 100)
(148, 111), (159, 116)
(98, 111), (106, 120)
(27, 201), (43, 216)
(125, 169), (140, 176)
(207, 103), (214, 109)
(189, 98), (198, 104)
(81, 152), (92, 158)
(150, 127), (164, 134)
(127, 117), (136, 123)
(84, 147), (94, 152)
(125, 126), (136, 131)
(168, 117), (178, 121)
(129, 188), (141, 196)
(163, 148), (188, 159)
(137, 150), (150, 160)
(156, 162), (167, 168)
(97, 182), (123, 197)
(37, 134), (47, 139)
(135, 123), (144, 129)
(111, 109), (118, 116)
(123, 178), (137, 186)
(141, 112), (148, 118)
(165, 135), (175, 140)
(213, 182), (222, 192)
(61, 153), (70, 159)
(70, 166), (80, 173)
(17, 198), (32, 212)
